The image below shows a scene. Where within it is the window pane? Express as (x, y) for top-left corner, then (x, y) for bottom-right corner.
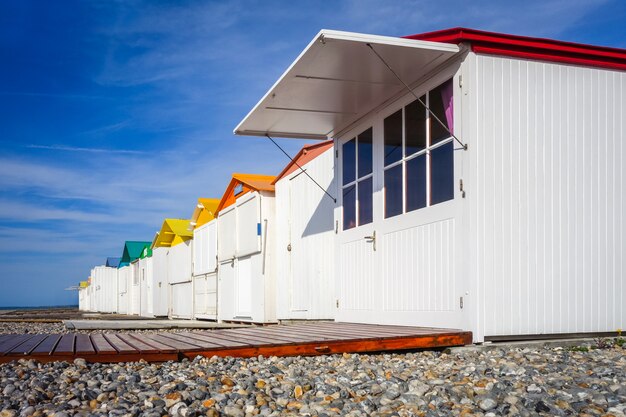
(430, 79), (453, 145)
(384, 164), (403, 218)
(405, 96), (426, 156)
(406, 154), (427, 212)
(358, 178), (373, 226)
(358, 128), (373, 178)
(430, 141), (454, 205)
(342, 185), (356, 230)
(342, 138), (356, 185)
(384, 109), (403, 166)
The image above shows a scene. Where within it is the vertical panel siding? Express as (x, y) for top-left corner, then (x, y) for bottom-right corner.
(471, 55), (626, 337)
(382, 219), (455, 312)
(275, 148), (336, 320)
(339, 239), (375, 310)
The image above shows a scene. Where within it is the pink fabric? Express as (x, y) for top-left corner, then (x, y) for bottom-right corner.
(441, 80), (454, 134)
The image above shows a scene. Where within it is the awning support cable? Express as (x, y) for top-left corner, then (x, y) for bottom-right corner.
(265, 134), (337, 203)
(366, 43), (468, 151)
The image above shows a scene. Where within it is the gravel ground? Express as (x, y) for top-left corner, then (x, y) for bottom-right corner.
(0, 345), (625, 417)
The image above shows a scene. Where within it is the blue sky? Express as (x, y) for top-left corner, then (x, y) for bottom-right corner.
(0, 0), (624, 307)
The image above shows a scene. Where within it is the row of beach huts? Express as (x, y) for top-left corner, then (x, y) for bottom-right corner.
(78, 141), (335, 324)
(78, 27), (626, 343)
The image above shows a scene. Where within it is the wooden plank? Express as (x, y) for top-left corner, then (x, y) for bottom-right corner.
(150, 333), (206, 351)
(231, 327), (332, 343)
(116, 334), (159, 354)
(90, 334), (117, 355)
(8, 334), (48, 355)
(312, 322), (452, 334)
(291, 322), (428, 335)
(54, 334), (76, 355)
(160, 333), (224, 349)
(267, 325), (374, 340)
(180, 332), (473, 360)
(0, 335), (34, 356)
(75, 334), (95, 355)
(186, 332), (249, 348)
(31, 334), (61, 355)
(208, 330), (292, 346)
(124, 333), (177, 354)
(103, 334), (138, 354)
(140, 333), (195, 351)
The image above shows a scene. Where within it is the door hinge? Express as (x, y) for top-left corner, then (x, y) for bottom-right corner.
(459, 179), (466, 198)
(336, 299), (339, 308)
(460, 296), (464, 309)
(459, 75), (463, 88)
(335, 149), (339, 158)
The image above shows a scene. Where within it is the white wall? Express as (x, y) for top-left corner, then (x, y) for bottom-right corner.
(217, 191), (277, 323)
(275, 148), (336, 320)
(151, 247), (169, 317)
(468, 53), (626, 340)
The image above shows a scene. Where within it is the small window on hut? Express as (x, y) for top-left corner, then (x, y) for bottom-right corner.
(342, 127), (373, 230)
(383, 79), (455, 218)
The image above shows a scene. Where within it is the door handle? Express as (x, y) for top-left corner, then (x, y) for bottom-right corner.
(287, 243), (292, 252)
(364, 231), (376, 251)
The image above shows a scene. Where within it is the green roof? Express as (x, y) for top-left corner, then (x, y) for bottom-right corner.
(119, 241), (152, 268)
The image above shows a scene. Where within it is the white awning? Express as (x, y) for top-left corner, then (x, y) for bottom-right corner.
(234, 30), (460, 140)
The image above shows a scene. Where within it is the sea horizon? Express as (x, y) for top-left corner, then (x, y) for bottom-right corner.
(0, 305), (78, 310)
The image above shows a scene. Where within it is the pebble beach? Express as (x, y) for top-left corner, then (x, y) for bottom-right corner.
(1, 321), (625, 417)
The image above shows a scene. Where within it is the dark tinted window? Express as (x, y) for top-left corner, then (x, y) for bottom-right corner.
(343, 184), (356, 230)
(430, 141), (454, 205)
(384, 109), (403, 166)
(430, 80), (453, 145)
(406, 154), (427, 212)
(342, 138), (356, 185)
(384, 164), (403, 218)
(358, 128), (373, 178)
(405, 96), (426, 156)
(358, 178), (373, 225)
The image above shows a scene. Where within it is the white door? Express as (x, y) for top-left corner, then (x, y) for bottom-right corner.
(235, 256), (252, 318)
(287, 171), (310, 316)
(140, 262), (150, 317)
(336, 80), (467, 329)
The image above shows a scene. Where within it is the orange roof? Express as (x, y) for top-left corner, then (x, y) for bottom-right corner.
(216, 173), (276, 213)
(272, 140), (334, 184)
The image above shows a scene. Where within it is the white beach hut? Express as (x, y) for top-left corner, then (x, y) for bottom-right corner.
(89, 264), (118, 313)
(235, 28), (626, 342)
(152, 219), (194, 319)
(117, 241), (151, 315)
(274, 141), (337, 320)
(190, 198), (220, 320)
(216, 174), (277, 323)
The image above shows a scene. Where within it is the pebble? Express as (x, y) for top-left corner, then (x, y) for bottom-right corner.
(0, 325), (623, 417)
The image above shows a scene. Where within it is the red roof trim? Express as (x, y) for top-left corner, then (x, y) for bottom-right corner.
(405, 27), (626, 71)
(272, 140), (334, 184)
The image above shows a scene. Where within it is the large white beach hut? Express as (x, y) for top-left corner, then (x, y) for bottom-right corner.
(190, 198), (220, 320)
(90, 264), (118, 313)
(235, 27), (626, 342)
(216, 174), (277, 323)
(274, 141), (337, 320)
(152, 219), (194, 319)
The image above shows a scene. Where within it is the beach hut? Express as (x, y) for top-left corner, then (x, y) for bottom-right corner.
(88, 261), (119, 313)
(152, 219), (193, 319)
(216, 174), (277, 323)
(117, 241), (151, 315)
(190, 198), (220, 320)
(235, 28), (626, 342)
(274, 141), (336, 320)
(78, 281), (89, 311)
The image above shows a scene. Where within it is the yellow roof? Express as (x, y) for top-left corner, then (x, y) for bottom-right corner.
(79, 281), (88, 288)
(151, 219), (193, 248)
(189, 198), (220, 230)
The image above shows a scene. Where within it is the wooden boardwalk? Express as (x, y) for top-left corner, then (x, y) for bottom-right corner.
(0, 322), (472, 363)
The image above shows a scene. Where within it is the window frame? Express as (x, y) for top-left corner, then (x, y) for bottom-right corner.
(341, 127), (374, 230)
(383, 80), (455, 219)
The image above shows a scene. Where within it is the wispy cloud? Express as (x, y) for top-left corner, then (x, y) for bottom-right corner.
(26, 144), (146, 155)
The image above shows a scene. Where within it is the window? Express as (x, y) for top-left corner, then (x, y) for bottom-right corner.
(342, 127), (373, 230)
(384, 79), (455, 218)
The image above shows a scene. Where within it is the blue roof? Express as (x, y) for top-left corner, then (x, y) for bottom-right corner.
(106, 257), (121, 268)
